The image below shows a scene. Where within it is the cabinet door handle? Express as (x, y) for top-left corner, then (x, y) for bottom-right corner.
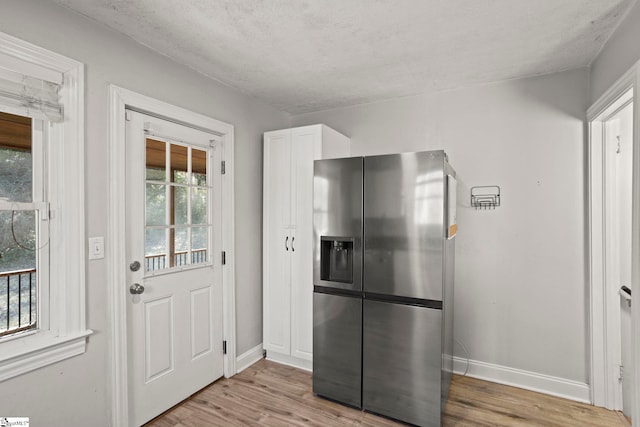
(285, 236), (289, 251)
(291, 236), (295, 252)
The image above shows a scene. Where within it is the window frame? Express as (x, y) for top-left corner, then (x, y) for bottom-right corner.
(0, 31), (89, 381)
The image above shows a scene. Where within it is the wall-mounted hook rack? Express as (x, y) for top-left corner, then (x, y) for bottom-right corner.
(471, 186), (500, 209)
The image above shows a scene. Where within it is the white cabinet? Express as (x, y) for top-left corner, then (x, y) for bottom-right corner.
(263, 124), (350, 370)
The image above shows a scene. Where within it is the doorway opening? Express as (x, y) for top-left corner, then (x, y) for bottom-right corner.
(588, 67), (638, 424)
(603, 91), (633, 420)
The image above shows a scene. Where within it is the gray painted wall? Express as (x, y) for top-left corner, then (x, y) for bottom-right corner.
(3, 0), (638, 423)
(0, 0), (288, 425)
(292, 68), (590, 383)
(590, 0), (640, 103)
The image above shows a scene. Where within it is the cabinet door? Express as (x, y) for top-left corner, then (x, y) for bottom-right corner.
(290, 127), (319, 360)
(263, 130), (292, 354)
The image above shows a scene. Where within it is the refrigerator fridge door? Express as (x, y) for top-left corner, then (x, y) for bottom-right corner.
(313, 292), (362, 407)
(314, 157), (363, 292)
(363, 151), (445, 301)
(362, 300), (442, 426)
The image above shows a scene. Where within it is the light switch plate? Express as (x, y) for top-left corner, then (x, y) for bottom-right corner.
(88, 236), (104, 260)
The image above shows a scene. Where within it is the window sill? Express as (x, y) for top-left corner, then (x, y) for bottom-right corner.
(0, 329), (93, 382)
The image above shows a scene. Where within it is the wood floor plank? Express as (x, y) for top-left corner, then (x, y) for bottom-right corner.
(146, 359), (627, 427)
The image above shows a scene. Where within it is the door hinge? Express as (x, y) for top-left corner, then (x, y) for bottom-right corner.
(223, 340), (227, 355)
(222, 251), (226, 265)
(619, 365), (624, 381)
(221, 161), (226, 175)
(125, 110), (132, 121)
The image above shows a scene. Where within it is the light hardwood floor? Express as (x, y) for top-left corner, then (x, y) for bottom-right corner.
(146, 359), (630, 427)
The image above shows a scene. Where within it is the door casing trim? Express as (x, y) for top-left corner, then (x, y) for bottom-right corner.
(587, 60), (639, 417)
(108, 85), (236, 427)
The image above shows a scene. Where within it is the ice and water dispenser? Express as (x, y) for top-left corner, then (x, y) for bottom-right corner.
(320, 236), (354, 284)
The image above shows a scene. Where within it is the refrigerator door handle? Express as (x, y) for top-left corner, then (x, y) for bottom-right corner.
(291, 236), (295, 252)
(285, 235), (289, 251)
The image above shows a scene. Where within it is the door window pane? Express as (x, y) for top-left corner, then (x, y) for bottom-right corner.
(146, 139), (166, 181)
(173, 227), (188, 266)
(192, 148), (207, 186)
(171, 144), (188, 184)
(173, 186), (188, 225)
(146, 184), (167, 226)
(192, 227), (207, 251)
(191, 227), (207, 265)
(145, 228), (167, 271)
(191, 188), (207, 225)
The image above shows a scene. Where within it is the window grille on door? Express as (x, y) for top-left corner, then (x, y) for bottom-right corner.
(144, 138), (210, 272)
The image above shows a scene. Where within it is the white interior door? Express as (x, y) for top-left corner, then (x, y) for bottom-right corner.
(125, 110), (224, 426)
(604, 100), (634, 420)
(612, 102), (634, 421)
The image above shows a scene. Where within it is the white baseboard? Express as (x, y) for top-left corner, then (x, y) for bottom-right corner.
(265, 351), (312, 372)
(453, 356), (591, 404)
(235, 343), (264, 374)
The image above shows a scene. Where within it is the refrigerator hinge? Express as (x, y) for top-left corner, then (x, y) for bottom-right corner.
(223, 340), (227, 355)
(222, 251), (226, 265)
(221, 161), (226, 175)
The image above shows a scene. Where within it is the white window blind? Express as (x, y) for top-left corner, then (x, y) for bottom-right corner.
(0, 52), (63, 122)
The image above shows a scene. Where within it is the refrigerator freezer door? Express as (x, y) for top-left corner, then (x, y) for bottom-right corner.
(362, 300), (442, 426)
(364, 151), (445, 300)
(314, 157), (363, 291)
(313, 292), (362, 407)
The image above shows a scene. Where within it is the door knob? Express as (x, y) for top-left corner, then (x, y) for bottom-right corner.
(130, 283), (145, 295)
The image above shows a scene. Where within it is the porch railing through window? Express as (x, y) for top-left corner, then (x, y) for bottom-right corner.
(145, 249), (207, 271)
(0, 268), (37, 337)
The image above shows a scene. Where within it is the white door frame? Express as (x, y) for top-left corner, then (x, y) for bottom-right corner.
(588, 60), (639, 419)
(107, 85), (236, 426)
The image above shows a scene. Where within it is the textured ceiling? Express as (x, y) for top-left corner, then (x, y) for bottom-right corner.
(53, 0), (635, 114)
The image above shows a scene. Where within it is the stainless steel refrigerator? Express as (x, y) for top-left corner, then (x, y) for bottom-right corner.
(313, 150), (456, 427)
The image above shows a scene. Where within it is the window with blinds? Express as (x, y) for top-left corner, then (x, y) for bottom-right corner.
(0, 51), (63, 122)
(0, 31), (89, 382)
(0, 49), (62, 337)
